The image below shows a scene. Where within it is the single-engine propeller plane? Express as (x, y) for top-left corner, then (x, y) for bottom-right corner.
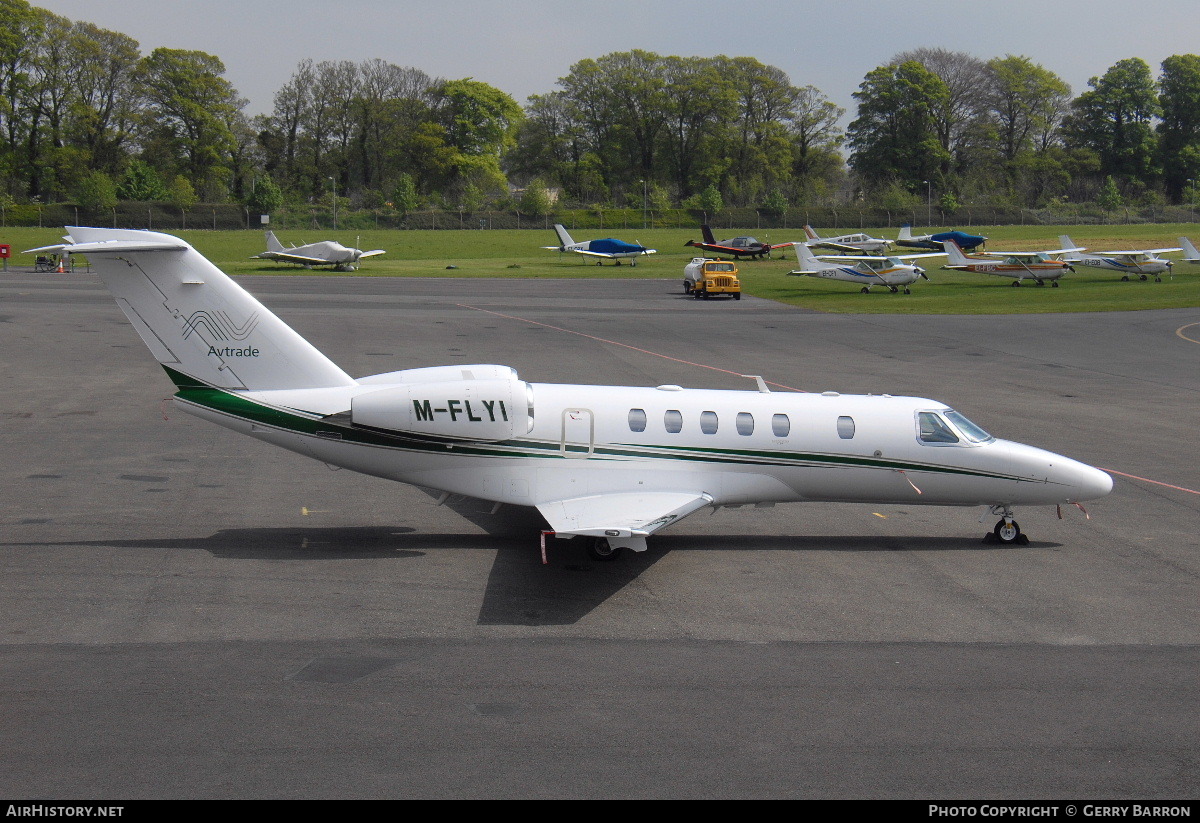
(941, 239), (1080, 287)
(27, 228), (1113, 560)
(1057, 235), (1181, 282)
(685, 224), (788, 259)
(897, 224), (988, 251)
(542, 224), (655, 265)
(802, 225), (892, 255)
(253, 231), (385, 272)
(788, 242), (942, 294)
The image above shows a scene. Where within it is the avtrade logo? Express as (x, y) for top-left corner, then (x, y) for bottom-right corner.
(183, 310), (260, 341)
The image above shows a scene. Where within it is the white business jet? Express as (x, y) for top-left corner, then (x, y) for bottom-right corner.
(1057, 234), (1180, 282)
(788, 242), (942, 294)
(253, 230), (385, 271)
(28, 228), (1112, 559)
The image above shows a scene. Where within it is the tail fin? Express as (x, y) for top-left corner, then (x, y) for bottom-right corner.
(553, 223), (575, 248)
(803, 225), (821, 241)
(55, 227), (355, 392)
(792, 242), (822, 268)
(942, 239), (969, 266)
(700, 224), (716, 245)
(1058, 235), (1078, 256)
(898, 224), (913, 240)
(264, 230), (285, 253)
(1179, 236), (1200, 262)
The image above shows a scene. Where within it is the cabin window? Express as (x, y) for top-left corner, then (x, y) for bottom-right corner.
(736, 412), (754, 436)
(628, 408), (647, 433)
(918, 412), (959, 444)
(664, 410), (683, 433)
(836, 416), (855, 439)
(700, 411), (719, 435)
(771, 413), (791, 438)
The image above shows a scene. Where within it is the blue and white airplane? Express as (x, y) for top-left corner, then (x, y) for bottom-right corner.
(897, 224), (988, 252)
(788, 242), (943, 294)
(543, 224), (656, 266)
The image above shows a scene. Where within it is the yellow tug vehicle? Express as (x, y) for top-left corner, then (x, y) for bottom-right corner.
(683, 257), (741, 299)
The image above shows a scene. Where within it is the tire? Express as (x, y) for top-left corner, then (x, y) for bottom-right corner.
(683, 281), (692, 294)
(1012, 280), (1021, 287)
(1051, 281), (1059, 287)
(860, 287), (870, 294)
(586, 537), (623, 561)
(733, 292), (741, 300)
(993, 519), (1021, 544)
(1139, 274), (1148, 281)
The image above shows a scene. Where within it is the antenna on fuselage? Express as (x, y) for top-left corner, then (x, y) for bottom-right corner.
(742, 374), (771, 393)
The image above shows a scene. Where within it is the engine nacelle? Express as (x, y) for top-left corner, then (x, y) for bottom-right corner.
(351, 378), (533, 442)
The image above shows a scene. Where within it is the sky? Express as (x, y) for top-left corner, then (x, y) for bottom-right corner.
(28, 0), (1200, 124)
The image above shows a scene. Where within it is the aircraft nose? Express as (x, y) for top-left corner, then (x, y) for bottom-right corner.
(1064, 462), (1113, 502)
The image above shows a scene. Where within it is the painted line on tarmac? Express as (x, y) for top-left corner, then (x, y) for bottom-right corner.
(456, 303), (806, 392)
(1176, 322), (1200, 345)
(1099, 468), (1200, 496)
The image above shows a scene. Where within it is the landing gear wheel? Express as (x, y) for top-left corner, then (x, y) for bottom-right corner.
(1035, 280), (1045, 287)
(860, 287), (870, 294)
(1154, 276), (1162, 283)
(1121, 275), (1130, 281)
(889, 286), (899, 293)
(1051, 281), (1060, 287)
(1139, 274), (1148, 281)
(586, 537), (624, 561)
(903, 287), (911, 294)
(1012, 280), (1021, 287)
(993, 519), (1026, 544)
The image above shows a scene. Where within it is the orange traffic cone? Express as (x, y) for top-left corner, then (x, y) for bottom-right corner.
(56, 256), (65, 273)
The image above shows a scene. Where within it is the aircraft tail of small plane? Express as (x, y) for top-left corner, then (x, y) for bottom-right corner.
(34, 227), (355, 392)
(700, 224), (716, 245)
(942, 239), (970, 266)
(264, 230), (285, 253)
(1179, 236), (1200, 262)
(552, 224), (576, 248)
(792, 241), (823, 268)
(898, 224), (914, 241)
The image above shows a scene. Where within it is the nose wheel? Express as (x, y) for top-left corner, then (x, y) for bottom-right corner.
(586, 537), (624, 561)
(984, 506), (1029, 545)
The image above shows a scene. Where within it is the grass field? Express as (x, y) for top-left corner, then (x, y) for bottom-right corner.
(6, 223), (1200, 314)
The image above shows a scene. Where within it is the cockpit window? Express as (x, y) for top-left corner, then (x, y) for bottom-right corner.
(944, 410), (993, 443)
(918, 412), (960, 444)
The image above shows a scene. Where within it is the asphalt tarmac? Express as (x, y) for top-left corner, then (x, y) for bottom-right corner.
(1, 269), (1197, 799)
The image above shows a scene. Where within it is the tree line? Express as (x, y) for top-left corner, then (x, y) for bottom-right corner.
(2, 0), (1199, 222)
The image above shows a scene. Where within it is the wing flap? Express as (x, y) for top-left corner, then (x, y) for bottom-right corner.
(254, 251), (329, 265)
(537, 491), (714, 540)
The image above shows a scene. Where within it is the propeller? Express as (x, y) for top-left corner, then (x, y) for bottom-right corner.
(916, 267), (929, 280)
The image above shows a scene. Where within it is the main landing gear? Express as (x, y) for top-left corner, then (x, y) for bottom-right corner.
(586, 537), (624, 561)
(982, 505), (1029, 545)
(1120, 274), (1150, 282)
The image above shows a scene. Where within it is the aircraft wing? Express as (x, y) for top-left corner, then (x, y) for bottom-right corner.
(536, 491), (714, 542)
(806, 240), (865, 254)
(254, 250), (332, 265)
(890, 252), (945, 260)
(1102, 248), (1181, 256)
(572, 249), (619, 259)
(813, 253), (893, 262)
(358, 249), (387, 259)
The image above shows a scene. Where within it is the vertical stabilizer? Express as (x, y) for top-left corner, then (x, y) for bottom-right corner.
(700, 224), (716, 245)
(56, 227), (355, 392)
(264, 230), (285, 252)
(942, 239), (969, 266)
(553, 224), (575, 248)
(1179, 236), (1200, 262)
(793, 241), (822, 267)
(898, 224), (913, 240)
(1058, 235), (1081, 259)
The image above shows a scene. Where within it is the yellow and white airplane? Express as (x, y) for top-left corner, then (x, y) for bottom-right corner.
(788, 242), (942, 294)
(941, 239), (1083, 287)
(1057, 234), (1181, 282)
(28, 228), (1113, 559)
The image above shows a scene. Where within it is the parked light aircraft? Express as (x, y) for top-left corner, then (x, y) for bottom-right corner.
(27, 228), (1113, 559)
(1057, 235), (1181, 282)
(802, 225), (891, 255)
(253, 230), (385, 271)
(788, 242), (941, 294)
(941, 239), (1079, 287)
(1178, 236), (1200, 263)
(542, 224), (655, 265)
(897, 224), (987, 251)
(685, 224), (789, 259)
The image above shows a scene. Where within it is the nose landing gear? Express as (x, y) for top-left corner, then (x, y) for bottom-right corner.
(983, 505), (1029, 545)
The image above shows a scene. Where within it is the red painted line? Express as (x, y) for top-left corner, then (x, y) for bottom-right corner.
(455, 303), (805, 392)
(1099, 468), (1200, 496)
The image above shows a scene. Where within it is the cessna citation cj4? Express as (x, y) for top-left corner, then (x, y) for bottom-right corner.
(32, 228), (1113, 561)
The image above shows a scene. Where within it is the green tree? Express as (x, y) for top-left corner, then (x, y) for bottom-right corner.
(245, 175), (283, 216)
(518, 177), (552, 217)
(73, 169), (117, 211)
(847, 61), (951, 191)
(167, 174), (197, 209)
(1097, 175), (1123, 210)
(1157, 54), (1200, 202)
(390, 172), (418, 216)
(117, 159), (167, 200)
(1065, 58), (1160, 184)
